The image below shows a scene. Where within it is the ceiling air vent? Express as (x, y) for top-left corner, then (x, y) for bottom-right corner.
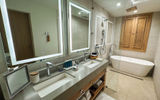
(126, 6), (137, 12)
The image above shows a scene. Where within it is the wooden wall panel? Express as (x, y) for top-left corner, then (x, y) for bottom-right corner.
(120, 17), (134, 48)
(120, 13), (152, 52)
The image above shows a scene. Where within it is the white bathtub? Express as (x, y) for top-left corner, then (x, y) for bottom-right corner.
(110, 55), (154, 77)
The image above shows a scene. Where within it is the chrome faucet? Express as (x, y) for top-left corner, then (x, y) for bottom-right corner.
(46, 62), (54, 76)
(84, 52), (89, 61)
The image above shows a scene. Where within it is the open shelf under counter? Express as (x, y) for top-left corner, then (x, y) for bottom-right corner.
(90, 82), (105, 100)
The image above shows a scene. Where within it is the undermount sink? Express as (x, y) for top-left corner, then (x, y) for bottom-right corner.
(33, 73), (74, 98)
(83, 60), (100, 68)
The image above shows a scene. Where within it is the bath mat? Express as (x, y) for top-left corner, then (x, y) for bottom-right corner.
(95, 92), (115, 100)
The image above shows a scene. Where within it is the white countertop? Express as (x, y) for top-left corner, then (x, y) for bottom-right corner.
(13, 59), (108, 100)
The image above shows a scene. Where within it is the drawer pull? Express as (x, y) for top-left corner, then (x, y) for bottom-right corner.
(80, 89), (84, 94)
(77, 90), (85, 100)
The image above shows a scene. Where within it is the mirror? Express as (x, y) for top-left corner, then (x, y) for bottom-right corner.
(69, 2), (91, 53)
(0, 0), (63, 65)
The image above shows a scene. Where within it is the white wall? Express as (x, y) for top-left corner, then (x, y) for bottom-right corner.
(6, 0), (60, 57)
(153, 12), (160, 99)
(153, 33), (160, 99)
(113, 12), (160, 61)
(92, 3), (112, 53)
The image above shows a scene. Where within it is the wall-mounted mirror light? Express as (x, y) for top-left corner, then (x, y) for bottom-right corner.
(69, 2), (91, 53)
(0, 0), (63, 65)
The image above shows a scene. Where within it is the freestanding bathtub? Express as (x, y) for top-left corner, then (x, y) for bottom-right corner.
(110, 55), (154, 77)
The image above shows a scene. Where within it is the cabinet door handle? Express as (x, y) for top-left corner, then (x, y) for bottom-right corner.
(80, 89), (84, 94)
(77, 90), (85, 100)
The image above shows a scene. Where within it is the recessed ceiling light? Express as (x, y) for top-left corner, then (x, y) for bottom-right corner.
(116, 2), (121, 7)
(134, 10), (138, 13)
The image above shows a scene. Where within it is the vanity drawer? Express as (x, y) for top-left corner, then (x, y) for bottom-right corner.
(71, 81), (92, 100)
(91, 70), (106, 84)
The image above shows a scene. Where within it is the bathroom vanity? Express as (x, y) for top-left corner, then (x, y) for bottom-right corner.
(0, 0), (108, 99)
(9, 59), (108, 100)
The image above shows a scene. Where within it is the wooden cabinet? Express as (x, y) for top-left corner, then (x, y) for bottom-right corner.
(120, 13), (152, 52)
(70, 70), (106, 100)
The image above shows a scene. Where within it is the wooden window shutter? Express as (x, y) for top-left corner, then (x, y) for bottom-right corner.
(120, 13), (152, 52)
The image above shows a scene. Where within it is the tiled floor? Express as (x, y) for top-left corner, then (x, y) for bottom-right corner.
(95, 92), (115, 100)
(103, 66), (158, 100)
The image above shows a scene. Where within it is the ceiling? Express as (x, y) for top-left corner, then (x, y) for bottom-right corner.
(94, 0), (160, 17)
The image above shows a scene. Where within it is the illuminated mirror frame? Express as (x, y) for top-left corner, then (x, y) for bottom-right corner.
(69, 2), (91, 53)
(0, 0), (63, 65)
